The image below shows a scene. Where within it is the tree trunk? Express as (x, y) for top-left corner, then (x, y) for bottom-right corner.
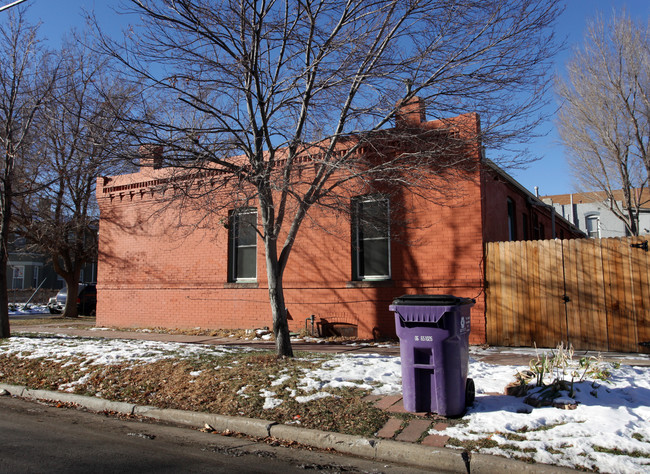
(264, 235), (293, 358)
(51, 251), (82, 318)
(621, 187), (639, 237)
(0, 176), (12, 338)
(627, 208), (638, 236)
(270, 278), (293, 358)
(62, 273), (80, 318)
(0, 252), (10, 339)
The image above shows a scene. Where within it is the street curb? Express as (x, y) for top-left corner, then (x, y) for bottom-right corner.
(133, 406), (276, 439)
(0, 383), (574, 473)
(270, 424), (378, 459)
(0, 383), (139, 415)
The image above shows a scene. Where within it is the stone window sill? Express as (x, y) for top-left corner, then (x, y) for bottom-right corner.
(346, 279), (394, 288)
(223, 282), (259, 289)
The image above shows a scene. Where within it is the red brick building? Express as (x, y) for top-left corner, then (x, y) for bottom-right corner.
(96, 105), (583, 343)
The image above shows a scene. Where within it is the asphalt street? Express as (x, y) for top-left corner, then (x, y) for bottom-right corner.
(0, 395), (438, 474)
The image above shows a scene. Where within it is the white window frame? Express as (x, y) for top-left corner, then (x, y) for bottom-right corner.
(353, 196), (391, 281)
(229, 208), (257, 282)
(12, 265), (25, 289)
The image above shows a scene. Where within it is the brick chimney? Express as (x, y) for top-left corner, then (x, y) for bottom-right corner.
(395, 96), (426, 127)
(139, 144), (163, 169)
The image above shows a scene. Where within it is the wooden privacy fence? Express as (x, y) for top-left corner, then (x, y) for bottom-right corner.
(485, 235), (650, 353)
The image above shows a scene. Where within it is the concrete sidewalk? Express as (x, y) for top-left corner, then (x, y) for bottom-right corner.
(12, 322), (401, 355)
(13, 321), (650, 366)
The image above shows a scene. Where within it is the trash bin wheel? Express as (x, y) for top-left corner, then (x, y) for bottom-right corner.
(465, 378), (475, 407)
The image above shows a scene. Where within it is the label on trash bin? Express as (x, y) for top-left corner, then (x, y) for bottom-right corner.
(460, 315), (471, 334)
(414, 335), (433, 342)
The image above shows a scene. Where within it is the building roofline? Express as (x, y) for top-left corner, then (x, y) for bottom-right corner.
(542, 189), (650, 208)
(482, 158), (584, 236)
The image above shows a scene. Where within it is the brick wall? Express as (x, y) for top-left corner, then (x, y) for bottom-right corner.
(95, 110), (505, 343)
(481, 165), (584, 243)
(96, 169), (487, 342)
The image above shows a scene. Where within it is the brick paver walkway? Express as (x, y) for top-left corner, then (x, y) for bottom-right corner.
(376, 417), (403, 439)
(368, 394), (453, 447)
(395, 419), (432, 442)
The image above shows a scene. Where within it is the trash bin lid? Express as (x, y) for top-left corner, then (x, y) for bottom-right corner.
(391, 294), (475, 307)
(389, 295), (475, 324)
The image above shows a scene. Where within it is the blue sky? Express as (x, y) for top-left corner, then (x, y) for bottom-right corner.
(9, 0), (650, 196)
(509, 0), (650, 197)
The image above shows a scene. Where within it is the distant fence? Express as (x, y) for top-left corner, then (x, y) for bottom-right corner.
(485, 236), (650, 353)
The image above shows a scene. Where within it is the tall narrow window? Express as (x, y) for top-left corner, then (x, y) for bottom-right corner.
(352, 196), (390, 280)
(229, 208), (257, 281)
(12, 266), (24, 289)
(32, 266), (40, 288)
(533, 214), (540, 239)
(522, 213), (529, 240)
(507, 198), (517, 241)
(586, 215), (600, 238)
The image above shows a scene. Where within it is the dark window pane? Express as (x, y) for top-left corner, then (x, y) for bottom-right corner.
(362, 239), (389, 276)
(507, 198), (516, 241)
(360, 200), (389, 238)
(237, 212), (257, 245)
(522, 214), (529, 240)
(237, 247), (256, 279)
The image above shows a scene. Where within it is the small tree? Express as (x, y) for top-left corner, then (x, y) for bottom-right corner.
(15, 35), (137, 318)
(556, 12), (650, 236)
(0, 7), (56, 338)
(98, 0), (563, 356)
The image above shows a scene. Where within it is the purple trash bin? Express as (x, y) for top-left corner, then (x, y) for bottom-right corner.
(389, 295), (475, 417)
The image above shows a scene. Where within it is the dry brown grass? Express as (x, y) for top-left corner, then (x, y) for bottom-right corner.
(0, 356), (88, 390)
(0, 349), (389, 437)
(10, 315), (97, 327)
(4, 319), (399, 437)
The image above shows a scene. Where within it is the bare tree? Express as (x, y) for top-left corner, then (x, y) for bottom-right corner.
(556, 12), (650, 236)
(97, 0), (563, 356)
(14, 36), (137, 318)
(0, 8), (55, 338)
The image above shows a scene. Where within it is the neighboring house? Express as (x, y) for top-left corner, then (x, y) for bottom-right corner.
(542, 190), (650, 238)
(7, 235), (55, 291)
(7, 234), (98, 292)
(7, 236), (49, 290)
(95, 100), (583, 343)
